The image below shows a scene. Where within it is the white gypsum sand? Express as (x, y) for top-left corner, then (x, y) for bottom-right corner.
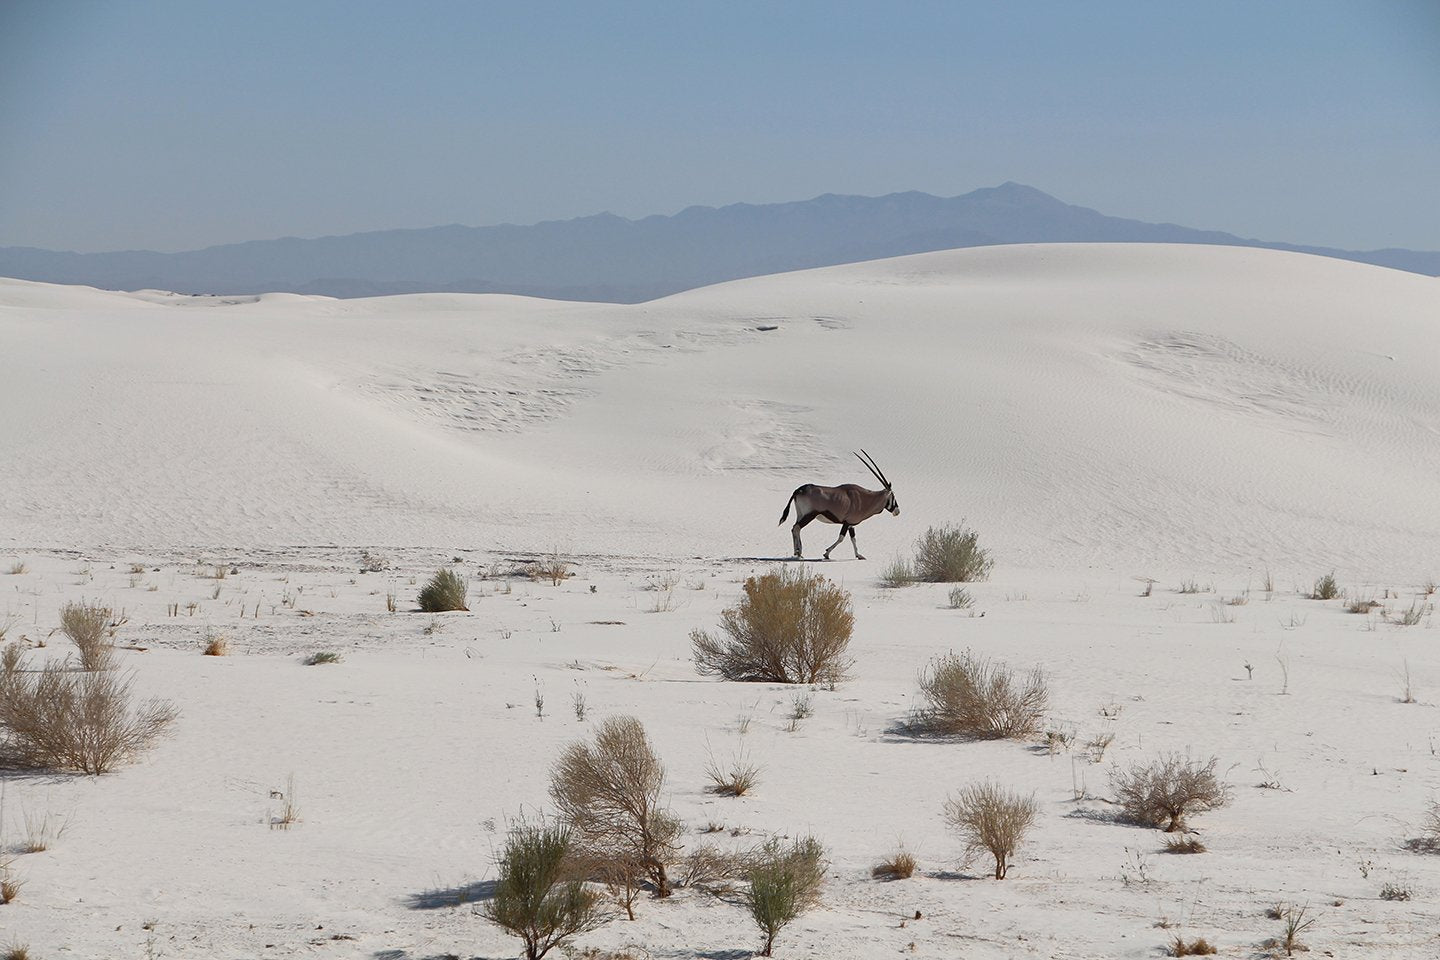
(0, 244), (1436, 958)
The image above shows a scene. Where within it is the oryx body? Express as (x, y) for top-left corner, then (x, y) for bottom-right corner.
(778, 450), (899, 560)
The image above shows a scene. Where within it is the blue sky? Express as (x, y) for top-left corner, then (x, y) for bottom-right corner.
(2, 1), (1436, 252)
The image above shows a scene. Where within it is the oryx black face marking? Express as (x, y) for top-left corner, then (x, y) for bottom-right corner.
(776, 449), (899, 561)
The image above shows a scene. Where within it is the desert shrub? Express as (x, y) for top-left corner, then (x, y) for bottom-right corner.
(913, 650), (1048, 739)
(947, 586), (974, 609)
(871, 847), (916, 880)
(912, 523), (993, 582)
(303, 651), (342, 665)
(1161, 835), (1206, 854)
(202, 635), (229, 656)
(59, 601), (113, 671)
(690, 566), (853, 685)
(1346, 597), (1380, 614)
(550, 716), (681, 900)
(0, 871), (20, 905)
(744, 836), (825, 957)
(417, 568), (469, 612)
(0, 650), (177, 774)
(1311, 571), (1340, 600)
(943, 781), (1037, 879)
(1379, 880), (1412, 901)
(533, 555), (572, 585)
(481, 820), (608, 960)
(878, 555), (915, 588)
(1112, 754), (1227, 832)
(704, 742), (761, 797)
(2, 941), (30, 960)
(1169, 935), (1217, 956)
(677, 842), (749, 892)
(1277, 903), (1317, 956)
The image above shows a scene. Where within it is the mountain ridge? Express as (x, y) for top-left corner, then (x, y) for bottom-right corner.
(2, 183), (1435, 301)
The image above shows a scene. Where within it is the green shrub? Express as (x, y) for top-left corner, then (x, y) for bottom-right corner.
(744, 836), (825, 957)
(481, 821), (608, 960)
(913, 524), (993, 582)
(1311, 571), (1340, 600)
(417, 568), (469, 612)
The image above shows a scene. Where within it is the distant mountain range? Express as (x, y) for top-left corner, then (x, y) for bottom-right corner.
(3, 183), (1436, 301)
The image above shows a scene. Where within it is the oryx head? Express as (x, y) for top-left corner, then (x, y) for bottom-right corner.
(855, 449), (899, 516)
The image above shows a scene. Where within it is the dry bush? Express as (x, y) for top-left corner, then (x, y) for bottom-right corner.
(1170, 935), (1217, 956)
(691, 566), (853, 685)
(1346, 597), (1381, 614)
(1112, 754), (1227, 832)
(744, 836), (825, 957)
(1379, 880), (1412, 901)
(6, 562), (27, 576)
(677, 842), (749, 892)
(202, 635), (229, 656)
(533, 555), (573, 586)
(943, 781), (1037, 879)
(871, 847), (917, 880)
(2, 941), (30, 960)
(1161, 835), (1206, 854)
(417, 568), (469, 612)
(0, 650), (176, 774)
(913, 650), (1048, 739)
(302, 651), (342, 666)
(947, 586), (974, 609)
(59, 601), (113, 671)
(481, 820), (608, 960)
(0, 871), (21, 905)
(912, 523), (993, 582)
(703, 740), (761, 797)
(551, 716), (681, 900)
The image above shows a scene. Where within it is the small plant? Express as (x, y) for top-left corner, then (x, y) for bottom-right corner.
(1393, 601), (1427, 626)
(947, 586), (974, 609)
(1379, 880), (1412, 901)
(535, 553), (573, 586)
(2, 941), (30, 960)
(703, 738), (761, 797)
(691, 566), (853, 685)
(534, 681), (546, 719)
(743, 836), (825, 957)
(1178, 580), (1203, 594)
(1043, 726), (1075, 754)
(912, 523), (993, 582)
(1311, 571), (1340, 600)
(269, 774), (300, 830)
(59, 600), (113, 671)
(482, 820), (609, 960)
(5, 562), (27, 576)
(303, 651), (342, 665)
(878, 555), (915, 588)
(913, 650), (1048, 739)
(1169, 935), (1216, 956)
(417, 567), (469, 612)
(0, 870), (21, 905)
(571, 689), (587, 722)
(871, 847), (916, 880)
(1085, 731), (1116, 763)
(943, 781), (1037, 879)
(1112, 754), (1227, 832)
(1345, 597), (1380, 614)
(202, 635), (229, 656)
(21, 804), (70, 853)
(1278, 903), (1317, 956)
(1161, 835), (1206, 854)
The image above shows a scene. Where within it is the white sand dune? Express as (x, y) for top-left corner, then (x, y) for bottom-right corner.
(3, 243), (1437, 576)
(1, 245), (1438, 959)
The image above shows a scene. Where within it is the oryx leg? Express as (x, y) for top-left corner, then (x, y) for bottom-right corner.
(822, 524), (851, 560)
(848, 526), (865, 560)
(791, 513), (818, 559)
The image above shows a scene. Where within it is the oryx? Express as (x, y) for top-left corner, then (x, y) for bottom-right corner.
(778, 450), (899, 560)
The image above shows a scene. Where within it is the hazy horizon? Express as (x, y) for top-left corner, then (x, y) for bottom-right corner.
(3, 1), (1437, 254)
